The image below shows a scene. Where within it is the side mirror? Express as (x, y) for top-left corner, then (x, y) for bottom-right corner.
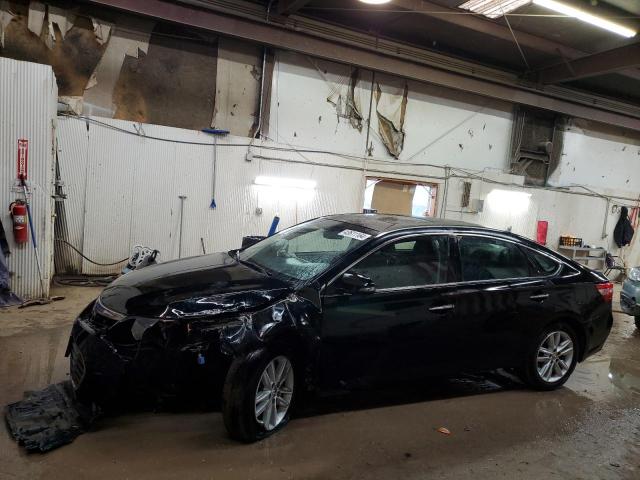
(340, 272), (376, 294)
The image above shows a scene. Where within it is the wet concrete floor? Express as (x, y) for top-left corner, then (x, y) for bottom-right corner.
(1, 285), (639, 479)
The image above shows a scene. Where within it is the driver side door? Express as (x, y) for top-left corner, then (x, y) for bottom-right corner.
(318, 234), (458, 389)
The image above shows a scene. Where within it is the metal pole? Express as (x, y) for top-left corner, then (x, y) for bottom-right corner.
(21, 180), (46, 297)
(211, 136), (217, 208)
(178, 195), (187, 258)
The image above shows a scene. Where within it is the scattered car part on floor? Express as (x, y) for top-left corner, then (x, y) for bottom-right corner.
(5, 381), (96, 452)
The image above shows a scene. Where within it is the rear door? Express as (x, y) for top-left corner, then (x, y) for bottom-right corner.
(319, 233), (459, 388)
(453, 234), (539, 370)
(511, 247), (565, 348)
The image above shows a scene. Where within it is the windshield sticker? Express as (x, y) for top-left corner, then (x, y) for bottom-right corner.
(339, 229), (371, 241)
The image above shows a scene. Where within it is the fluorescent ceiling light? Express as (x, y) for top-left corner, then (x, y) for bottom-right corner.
(486, 189), (531, 214)
(459, 0), (531, 19)
(533, 0), (637, 38)
(254, 176), (317, 190)
(359, 0), (392, 4)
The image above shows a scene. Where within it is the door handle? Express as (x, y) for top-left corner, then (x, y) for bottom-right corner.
(429, 304), (455, 312)
(530, 293), (549, 301)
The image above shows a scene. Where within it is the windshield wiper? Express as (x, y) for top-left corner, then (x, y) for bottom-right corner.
(238, 258), (272, 277)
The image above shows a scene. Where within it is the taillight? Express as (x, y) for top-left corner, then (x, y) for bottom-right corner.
(596, 282), (614, 303)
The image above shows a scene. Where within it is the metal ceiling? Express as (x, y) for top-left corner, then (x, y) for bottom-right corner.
(285, 0), (640, 104)
(84, 0), (640, 131)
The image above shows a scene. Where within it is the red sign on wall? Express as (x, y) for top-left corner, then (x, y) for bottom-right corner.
(16, 139), (28, 180)
(536, 220), (549, 246)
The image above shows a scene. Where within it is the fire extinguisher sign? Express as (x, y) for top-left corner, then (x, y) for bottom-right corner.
(16, 139), (28, 180)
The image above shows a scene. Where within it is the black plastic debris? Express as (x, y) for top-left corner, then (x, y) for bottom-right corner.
(5, 381), (95, 452)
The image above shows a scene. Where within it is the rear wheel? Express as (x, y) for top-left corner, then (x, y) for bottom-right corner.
(635, 316), (640, 330)
(521, 323), (578, 390)
(222, 351), (295, 442)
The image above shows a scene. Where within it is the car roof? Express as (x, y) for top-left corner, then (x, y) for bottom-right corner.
(324, 213), (479, 233)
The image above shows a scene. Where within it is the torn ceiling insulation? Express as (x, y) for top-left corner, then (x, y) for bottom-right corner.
(326, 67), (364, 132)
(83, 16), (153, 117)
(0, 0), (14, 48)
(375, 75), (409, 158)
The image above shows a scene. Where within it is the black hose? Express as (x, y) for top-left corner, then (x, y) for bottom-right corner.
(55, 239), (128, 266)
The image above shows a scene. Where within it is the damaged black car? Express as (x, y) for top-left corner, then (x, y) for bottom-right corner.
(66, 214), (613, 442)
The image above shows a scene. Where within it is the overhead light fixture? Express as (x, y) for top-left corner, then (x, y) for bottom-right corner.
(358, 0), (392, 4)
(486, 189), (531, 214)
(533, 0), (637, 38)
(459, 0), (531, 19)
(254, 176), (317, 190)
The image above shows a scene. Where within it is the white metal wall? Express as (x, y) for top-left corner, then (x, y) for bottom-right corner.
(270, 51), (513, 169)
(55, 117), (89, 273)
(52, 50), (640, 278)
(0, 57), (57, 299)
(56, 117), (365, 275)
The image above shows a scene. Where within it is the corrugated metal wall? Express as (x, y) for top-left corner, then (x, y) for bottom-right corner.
(55, 118), (89, 274)
(0, 58), (57, 299)
(55, 117), (365, 275)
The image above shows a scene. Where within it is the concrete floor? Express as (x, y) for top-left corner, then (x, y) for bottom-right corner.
(1, 285), (639, 480)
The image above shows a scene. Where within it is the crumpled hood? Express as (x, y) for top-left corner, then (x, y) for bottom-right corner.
(99, 252), (291, 318)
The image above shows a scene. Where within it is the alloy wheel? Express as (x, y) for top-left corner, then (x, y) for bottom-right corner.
(254, 356), (294, 431)
(536, 331), (574, 383)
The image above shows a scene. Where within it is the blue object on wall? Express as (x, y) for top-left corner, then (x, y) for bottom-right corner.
(268, 216), (280, 237)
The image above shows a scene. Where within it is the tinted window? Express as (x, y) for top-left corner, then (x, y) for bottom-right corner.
(527, 249), (560, 276)
(350, 236), (451, 289)
(459, 236), (531, 281)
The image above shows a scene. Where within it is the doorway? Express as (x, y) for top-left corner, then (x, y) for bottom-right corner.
(363, 178), (438, 217)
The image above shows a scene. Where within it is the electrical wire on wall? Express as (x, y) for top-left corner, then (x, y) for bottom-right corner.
(59, 113), (640, 207)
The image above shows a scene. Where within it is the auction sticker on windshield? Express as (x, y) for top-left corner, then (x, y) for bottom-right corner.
(339, 229), (371, 241)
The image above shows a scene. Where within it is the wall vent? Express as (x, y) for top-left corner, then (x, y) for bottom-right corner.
(461, 181), (472, 208)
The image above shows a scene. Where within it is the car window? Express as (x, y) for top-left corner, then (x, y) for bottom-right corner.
(349, 236), (451, 289)
(527, 249), (560, 276)
(459, 236), (532, 281)
(240, 219), (375, 284)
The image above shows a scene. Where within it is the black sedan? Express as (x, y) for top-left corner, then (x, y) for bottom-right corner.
(67, 214), (613, 441)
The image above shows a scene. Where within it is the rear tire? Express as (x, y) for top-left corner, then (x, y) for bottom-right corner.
(222, 350), (295, 443)
(635, 316), (640, 330)
(520, 323), (578, 391)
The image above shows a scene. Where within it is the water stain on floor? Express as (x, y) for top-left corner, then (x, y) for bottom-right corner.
(1, 286), (639, 479)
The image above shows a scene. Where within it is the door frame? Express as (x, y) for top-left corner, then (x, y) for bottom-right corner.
(363, 177), (439, 218)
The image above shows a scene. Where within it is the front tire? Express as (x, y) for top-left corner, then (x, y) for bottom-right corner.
(520, 323), (578, 390)
(222, 351), (295, 442)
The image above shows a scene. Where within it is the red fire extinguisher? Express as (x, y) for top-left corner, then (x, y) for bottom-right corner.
(9, 200), (28, 244)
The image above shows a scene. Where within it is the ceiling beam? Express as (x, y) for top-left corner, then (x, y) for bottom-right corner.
(538, 43), (640, 84)
(392, 0), (640, 81)
(85, 0), (640, 131)
(277, 0), (312, 16)
(394, 0), (585, 60)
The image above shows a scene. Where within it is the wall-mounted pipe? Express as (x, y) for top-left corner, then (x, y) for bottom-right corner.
(253, 0), (274, 140)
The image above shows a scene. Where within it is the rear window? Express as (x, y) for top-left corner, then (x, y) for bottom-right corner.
(459, 236), (532, 281)
(527, 249), (560, 276)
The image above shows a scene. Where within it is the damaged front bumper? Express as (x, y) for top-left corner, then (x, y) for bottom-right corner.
(65, 301), (232, 407)
(65, 292), (316, 407)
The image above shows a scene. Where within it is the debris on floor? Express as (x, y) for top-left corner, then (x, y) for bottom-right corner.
(5, 381), (96, 453)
